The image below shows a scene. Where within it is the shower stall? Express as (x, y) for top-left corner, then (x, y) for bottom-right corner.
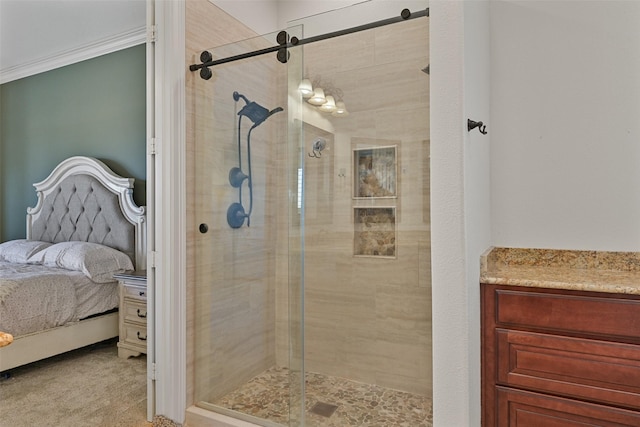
(191, 2), (431, 425)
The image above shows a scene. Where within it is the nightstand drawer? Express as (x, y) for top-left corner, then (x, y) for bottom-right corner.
(121, 323), (148, 348)
(123, 300), (148, 324)
(122, 285), (147, 301)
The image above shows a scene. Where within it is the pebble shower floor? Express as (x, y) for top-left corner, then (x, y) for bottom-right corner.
(211, 366), (433, 427)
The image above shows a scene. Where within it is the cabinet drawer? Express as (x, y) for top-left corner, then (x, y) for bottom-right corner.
(494, 288), (640, 341)
(120, 323), (148, 349)
(497, 387), (640, 427)
(122, 299), (148, 325)
(122, 285), (147, 301)
(496, 329), (640, 410)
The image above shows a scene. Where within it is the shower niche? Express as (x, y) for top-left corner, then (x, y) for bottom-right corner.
(353, 145), (397, 199)
(354, 207), (397, 257)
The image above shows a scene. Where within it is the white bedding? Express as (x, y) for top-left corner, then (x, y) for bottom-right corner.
(0, 261), (119, 337)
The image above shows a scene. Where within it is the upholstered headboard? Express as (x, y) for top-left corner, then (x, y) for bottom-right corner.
(26, 156), (146, 270)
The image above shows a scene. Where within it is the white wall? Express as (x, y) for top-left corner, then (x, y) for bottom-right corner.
(463, 1), (491, 424)
(430, 0), (491, 425)
(490, 0), (640, 252)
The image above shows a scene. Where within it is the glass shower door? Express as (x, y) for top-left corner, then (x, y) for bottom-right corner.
(193, 27), (306, 426)
(293, 2), (432, 426)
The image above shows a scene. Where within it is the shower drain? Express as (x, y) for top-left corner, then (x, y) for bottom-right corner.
(310, 401), (339, 418)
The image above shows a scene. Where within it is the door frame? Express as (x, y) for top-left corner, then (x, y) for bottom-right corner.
(151, 0), (187, 423)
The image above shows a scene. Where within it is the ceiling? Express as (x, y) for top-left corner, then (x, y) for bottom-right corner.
(0, 0), (145, 79)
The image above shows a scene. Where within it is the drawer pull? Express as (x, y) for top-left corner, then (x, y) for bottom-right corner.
(139, 291), (146, 297)
(137, 331), (147, 341)
(136, 309), (147, 318)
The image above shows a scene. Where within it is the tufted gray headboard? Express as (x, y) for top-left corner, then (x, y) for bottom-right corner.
(26, 156), (146, 270)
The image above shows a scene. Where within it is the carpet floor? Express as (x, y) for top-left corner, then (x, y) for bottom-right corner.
(0, 338), (150, 427)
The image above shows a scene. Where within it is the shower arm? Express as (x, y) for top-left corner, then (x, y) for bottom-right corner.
(235, 93), (251, 105)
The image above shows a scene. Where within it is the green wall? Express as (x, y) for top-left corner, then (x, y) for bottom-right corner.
(0, 45), (146, 241)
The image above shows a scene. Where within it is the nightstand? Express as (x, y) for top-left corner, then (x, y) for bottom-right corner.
(114, 270), (147, 359)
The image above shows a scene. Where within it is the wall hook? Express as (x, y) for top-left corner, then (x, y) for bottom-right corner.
(467, 119), (487, 135)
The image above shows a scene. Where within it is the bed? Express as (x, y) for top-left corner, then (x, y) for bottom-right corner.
(0, 156), (146, 372)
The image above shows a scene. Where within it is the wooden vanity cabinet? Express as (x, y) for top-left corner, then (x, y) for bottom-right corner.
(482, 284), (640, 426)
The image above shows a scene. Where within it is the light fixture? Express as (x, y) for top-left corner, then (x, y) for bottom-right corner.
(308, 88), (326, 106)
(298, 77), (348, 117)
(298, 79), (313, 98)
(332, 101), (349, 117)
(318, 95), (337, 113)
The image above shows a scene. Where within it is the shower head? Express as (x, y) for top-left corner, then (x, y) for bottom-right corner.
(234, 91), (283, 127)
(308, 137), (327, 158)
(312, 137), (326, 153)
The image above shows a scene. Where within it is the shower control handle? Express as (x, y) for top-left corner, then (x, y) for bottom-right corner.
(227, 202), (247, 228)
(229, 167), (249, 188)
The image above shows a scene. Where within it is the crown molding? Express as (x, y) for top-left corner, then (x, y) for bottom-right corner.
(0, 26), (146, 85)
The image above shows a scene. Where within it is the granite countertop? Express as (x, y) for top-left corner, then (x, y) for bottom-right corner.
(480, 247), (640, 295)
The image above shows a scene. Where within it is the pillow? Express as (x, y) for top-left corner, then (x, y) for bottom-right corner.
(0, 239), (52, 264)
(30, 241), (134, 283)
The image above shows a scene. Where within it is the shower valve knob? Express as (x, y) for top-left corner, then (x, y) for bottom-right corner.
(229, 167), (249, 188)
(227, 203), (247, 229)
